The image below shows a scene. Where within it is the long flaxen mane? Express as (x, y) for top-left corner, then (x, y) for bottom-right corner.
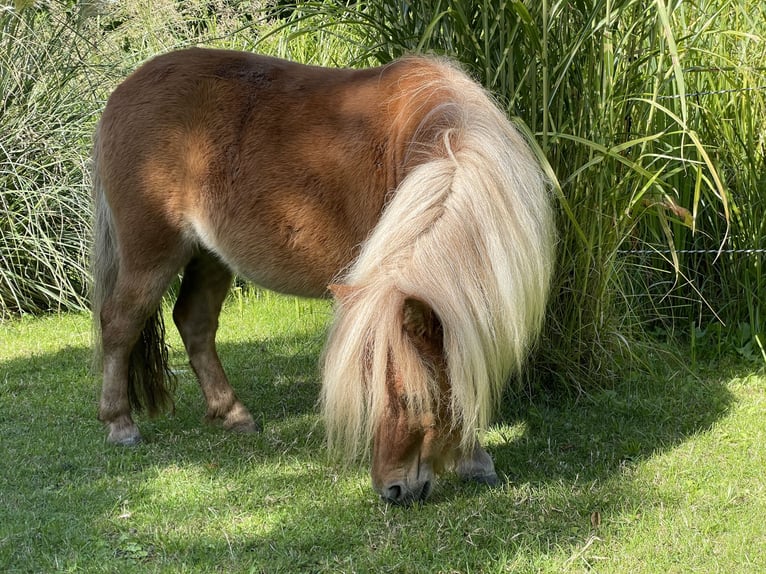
(321, 57), (555, 460)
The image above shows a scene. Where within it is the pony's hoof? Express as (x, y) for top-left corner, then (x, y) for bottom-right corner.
(107, 424), (142, 446)
(222, 403), (260, 433)
(226, 418), (261, 433)
(455, 445), (498, 486)
(461, 470), (499, 487)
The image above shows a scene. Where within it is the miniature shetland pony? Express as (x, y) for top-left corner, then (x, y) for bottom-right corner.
(92, 48), (554, 504)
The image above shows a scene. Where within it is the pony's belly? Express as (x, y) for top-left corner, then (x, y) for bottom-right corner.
(188, 214), (348, 298)
(232, 260), (333, 299)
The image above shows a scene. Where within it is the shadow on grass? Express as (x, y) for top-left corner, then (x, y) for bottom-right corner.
(0, 329), (739, 572)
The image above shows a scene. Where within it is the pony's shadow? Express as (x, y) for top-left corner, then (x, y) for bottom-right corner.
(404, 357), (734, 513)
(163, 332), (735, 494)
(488, 362), (734, 489)
(170, 341), (737, 571)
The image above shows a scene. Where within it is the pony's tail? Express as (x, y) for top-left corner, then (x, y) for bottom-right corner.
(90, 129), (175, 417)
(90, 130), (115, 376)
(125, 312), (176, 417)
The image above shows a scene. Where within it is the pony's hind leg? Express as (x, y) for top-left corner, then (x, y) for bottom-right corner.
(173, 251), (258, 433)
(99, 266), (178, 445)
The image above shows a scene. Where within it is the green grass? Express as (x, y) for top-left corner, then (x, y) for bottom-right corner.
(1, 292), (765, 572)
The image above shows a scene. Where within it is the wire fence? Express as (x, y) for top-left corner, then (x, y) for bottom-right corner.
(658, 85), (766, 99)
(618, 248), (766, 256)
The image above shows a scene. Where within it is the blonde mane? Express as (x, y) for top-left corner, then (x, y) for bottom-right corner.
(321, 57), (555, 459)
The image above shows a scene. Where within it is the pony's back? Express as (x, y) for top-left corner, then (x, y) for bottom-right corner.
(96, 48), (403, 297)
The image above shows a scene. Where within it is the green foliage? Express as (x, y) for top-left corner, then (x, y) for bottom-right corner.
(0, 3), (96, 316)
(620, 0), (766, 364)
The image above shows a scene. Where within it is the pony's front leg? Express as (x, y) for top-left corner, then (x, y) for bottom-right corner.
(455, 443), (499, 485)
(173, 253), (258, 433)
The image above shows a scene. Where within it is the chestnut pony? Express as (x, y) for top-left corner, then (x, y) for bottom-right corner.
(92, 48), (554, 504)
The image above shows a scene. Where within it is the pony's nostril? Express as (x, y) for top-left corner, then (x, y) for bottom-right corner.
(381, 480), (433, 505)
(382, 483), (404, 503)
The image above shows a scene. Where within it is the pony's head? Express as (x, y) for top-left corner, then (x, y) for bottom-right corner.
(323, 284), (461, 504)
(370, 296), (458, 504)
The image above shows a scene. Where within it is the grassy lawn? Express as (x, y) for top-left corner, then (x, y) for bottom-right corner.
(1, 292), (764, 573)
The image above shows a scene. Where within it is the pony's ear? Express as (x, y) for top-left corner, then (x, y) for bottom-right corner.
(402, 297), (443, 348)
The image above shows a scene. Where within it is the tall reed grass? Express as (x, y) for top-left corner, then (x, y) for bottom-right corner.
(0, 4), (96, 316)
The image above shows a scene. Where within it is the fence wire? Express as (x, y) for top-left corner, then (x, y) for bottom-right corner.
(618, 248), (766, 256)
(658, 85), (766, 99)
